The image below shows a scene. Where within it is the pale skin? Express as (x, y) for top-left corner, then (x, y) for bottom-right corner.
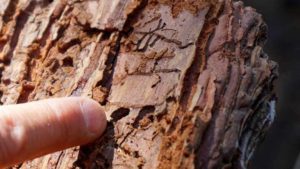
(0, 97), (107, 168)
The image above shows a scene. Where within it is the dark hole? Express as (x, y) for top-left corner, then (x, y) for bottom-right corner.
(133, 106), (155, 128)
(62, 57), (74, 67)
(166, 97), (177, 102)
(101, 32), (111, 40)
(111, 108), (130, 122)
(148, 115), (154, 122)
(2, 79), (10, 85)
(49, 59), (60, 73)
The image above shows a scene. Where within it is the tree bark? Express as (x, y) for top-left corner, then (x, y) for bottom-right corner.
(0, 0), (277, 169)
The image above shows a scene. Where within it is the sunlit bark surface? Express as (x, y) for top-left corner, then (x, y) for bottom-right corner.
(0, 0), (277, 168)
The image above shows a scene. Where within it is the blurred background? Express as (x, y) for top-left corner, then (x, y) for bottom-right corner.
(244, 0), (300, 169)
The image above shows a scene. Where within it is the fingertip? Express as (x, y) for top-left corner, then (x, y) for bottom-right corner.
(80, 98), (107, 138)
(0, 97), (108, 167)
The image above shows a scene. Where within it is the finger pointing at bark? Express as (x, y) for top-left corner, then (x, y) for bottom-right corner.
(0, 97), (107, 168)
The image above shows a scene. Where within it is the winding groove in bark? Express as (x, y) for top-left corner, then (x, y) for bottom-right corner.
(0, 0), (278, 169)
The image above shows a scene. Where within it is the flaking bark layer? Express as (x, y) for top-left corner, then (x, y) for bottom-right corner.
(0, 0), (278, 169)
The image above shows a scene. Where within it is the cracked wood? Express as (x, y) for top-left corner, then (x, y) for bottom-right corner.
(0, 0), (278, 169)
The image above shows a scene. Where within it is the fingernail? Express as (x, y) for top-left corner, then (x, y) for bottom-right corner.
(80, 99), (107, 136)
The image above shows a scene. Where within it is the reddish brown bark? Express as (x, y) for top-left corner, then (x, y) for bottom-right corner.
(0, 0), (277, 169)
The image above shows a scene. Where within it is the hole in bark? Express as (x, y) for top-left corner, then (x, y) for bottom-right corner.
(111, 108), (130, 122)
(156, 110), (167, 122)
(17, 84), (35, 103)
(101, 31), (111, 40)
(166, 96), (177, 102)
(62, 57), (74, 67)
(148, 115), (154, 122)
(132, 151), (140, 158)
(3, 79), (10, 85)
(58, 39), (81, 53)
(133, 106), (155, 128)
(167, 116), (180, 134)
(49, 59), (60, 73)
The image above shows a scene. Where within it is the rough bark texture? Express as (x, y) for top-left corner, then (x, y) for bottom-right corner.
(0, 0), (277, 169)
